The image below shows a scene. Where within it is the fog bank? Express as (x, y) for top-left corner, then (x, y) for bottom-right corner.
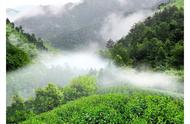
(7, 51), (183, 105)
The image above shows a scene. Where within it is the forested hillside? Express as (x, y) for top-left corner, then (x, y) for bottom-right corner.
(6, 19), (47, 71)
(102, 6), (183, 70)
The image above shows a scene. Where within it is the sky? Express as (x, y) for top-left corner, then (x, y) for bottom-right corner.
(6, 0), (82, 9)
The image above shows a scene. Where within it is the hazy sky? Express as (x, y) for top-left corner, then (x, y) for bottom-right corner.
(6, 0), (82, 9)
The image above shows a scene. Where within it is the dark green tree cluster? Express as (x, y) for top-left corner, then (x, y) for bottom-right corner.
(6, 19), (48, 71)
(6, 42), (31, 71)
(106, 6), (183, 70)
(7, 75), (97, 124)
(6, 95), (35, 124)
(7, 84), (63, 124)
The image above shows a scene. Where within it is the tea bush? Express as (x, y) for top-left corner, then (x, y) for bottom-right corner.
(22, 93), (183, 124)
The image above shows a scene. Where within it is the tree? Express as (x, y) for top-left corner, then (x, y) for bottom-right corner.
(6, 42), (31, 71)
(6, 95), (34, 124)
(32, 84), (64, 114)
(18, 26), (24, 33)
(170, 41), (184, 68)
(63, 75), (97, 102)
(106, 39), (115, 48)
(6, 19), (48, 71)
(106, 6), (184, 70)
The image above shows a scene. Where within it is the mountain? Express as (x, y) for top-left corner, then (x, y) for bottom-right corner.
(14, 0), (167, 50)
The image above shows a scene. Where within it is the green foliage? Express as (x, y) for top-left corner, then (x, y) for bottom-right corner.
(7, 75), (97, 123)
(6, 42), (31, 71)
(7, 78), (183, 124)
(165, 69), (184, 82)
(6, 84), (64, 124)
(63, 75), (97, 102)
(6, 19), (47, 71)
(159, 0), (184, 9)
(173, 0), (184, 8)
(32, 84), (64, 114)
(22, 93), (183, 124)
(106, 6), (183, 70)
(70, 75), (97, 95)
(6, 95), (35, 124)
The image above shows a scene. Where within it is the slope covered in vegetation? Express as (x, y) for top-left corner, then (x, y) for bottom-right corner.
(22, 93), (183, 124)
(6, 19), (47, 71)
(7, 74), (183, 124)
(7, 75), (97, 124)
(102, 6), (184, 70)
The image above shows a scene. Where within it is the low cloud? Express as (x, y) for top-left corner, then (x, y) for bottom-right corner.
(7, 50), (183, 105)
(100, 10), (153, 41)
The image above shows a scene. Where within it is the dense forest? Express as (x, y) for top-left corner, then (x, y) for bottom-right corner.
(6, 0), (184, 123)
(102, 6), (183, 70)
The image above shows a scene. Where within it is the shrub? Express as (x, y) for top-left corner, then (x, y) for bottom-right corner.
(6, 95), (34, 124)
(63, 75), (97, 102)
(32, 84), (64, 114)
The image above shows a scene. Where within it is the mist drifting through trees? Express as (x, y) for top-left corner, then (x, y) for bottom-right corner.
(6, 0), (184, 123)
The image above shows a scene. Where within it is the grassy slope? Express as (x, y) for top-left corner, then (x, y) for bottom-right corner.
(22, 93), (183, 124)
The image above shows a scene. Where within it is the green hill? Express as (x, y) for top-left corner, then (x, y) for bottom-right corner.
(7, 76), (183, 124)
(22, 93), (183, 124)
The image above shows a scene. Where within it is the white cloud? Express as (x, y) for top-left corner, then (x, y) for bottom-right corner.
(100, 10), (153, 41)
(6, 0), (83, 21)
(6, 0), (82, 9)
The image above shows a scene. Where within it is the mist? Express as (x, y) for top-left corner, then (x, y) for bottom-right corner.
(100, 10), (153, 41)
(7, 50), (183, 105)
(7, 0), (180, 106)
